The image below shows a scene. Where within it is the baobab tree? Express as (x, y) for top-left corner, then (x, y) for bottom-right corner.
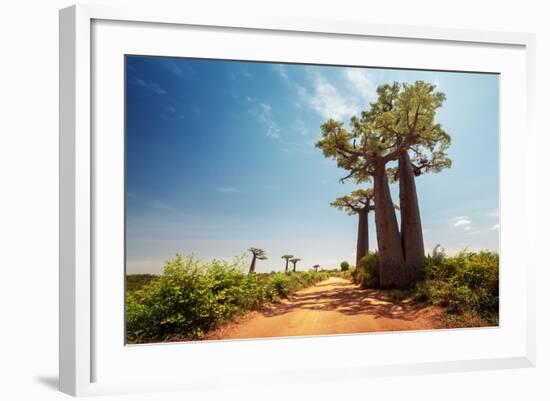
(313, 264), (320, 272)
(281, 254), (294, 273)
(368, 82), (450, 282)
(331, 188), (375, 268)
(317, 118), (408, 287)
(317, 81), (450, 288)
(248, 247), (267, 274)
(289, 257), (301, 272)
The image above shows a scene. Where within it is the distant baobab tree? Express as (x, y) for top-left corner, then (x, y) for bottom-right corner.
(331, 188), (375, 268)
(281, 254), (294, 273)
(248, 247), (267, 273)
(313, 264), (320, 272)
(290, 257), (301, 272)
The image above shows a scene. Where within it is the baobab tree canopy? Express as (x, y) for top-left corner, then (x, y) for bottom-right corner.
(289, 257), (301, 272)
(281, 254), (294, 272)
(316, 81), (450, 175)
(330, 189), (375, 215)
(248, 247), (267, 259)
(316, 81), (450, 169)
(364, 82), (452, 181)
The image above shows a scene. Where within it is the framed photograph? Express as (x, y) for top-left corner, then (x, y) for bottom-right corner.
(59, 4), (536, 397)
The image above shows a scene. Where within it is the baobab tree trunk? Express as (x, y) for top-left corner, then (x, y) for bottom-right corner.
(373, 163), (408, 288)
(285, 260), (289, 273)
(356, 207), (369, 267)
(249, 255), (257, 274)
(398, 151), (425, 284)
(293, 263), (297, 272)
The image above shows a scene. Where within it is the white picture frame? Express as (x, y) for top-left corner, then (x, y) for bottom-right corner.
(59, 3), (536, 397)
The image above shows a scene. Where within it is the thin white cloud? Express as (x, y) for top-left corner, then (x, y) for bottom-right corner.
(452, 218), (471, 227)
(163, 60), (195, 78)
(151, 200), (174, 211)
(248, 101), (281, 139)
(216, 187), (241, 193)
(306, 72), (358, 120)
(295, 69), (376, 121)
(171, 64), (183, 77)
(136, 78), (167, 95)
(451, 216), (473, 232)
(490, 223), (500, 231)
(273, 64), (289, 83)
(343, 68), (375, 102)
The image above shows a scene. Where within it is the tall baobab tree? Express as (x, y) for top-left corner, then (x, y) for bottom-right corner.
(331, 188), (375, 268)
(248, 247), (267, 274)
(317, 81), (450, 288)
(371, 83), (450, 282)
(281, 254), (294, 273)
(313, 264), (320, 272)
(317, 117), (409, 287)
(289, 257), (301, 272)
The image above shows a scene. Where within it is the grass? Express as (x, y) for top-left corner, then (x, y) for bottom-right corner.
(126, 254), (334, 344)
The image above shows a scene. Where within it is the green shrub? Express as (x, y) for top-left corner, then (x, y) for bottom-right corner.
(413, 250), (499, 324)
(126, 254), (333, 343)
(333, 268), (355, 280)
(340, 261), (350, 271)
(354, 253), (379, 288)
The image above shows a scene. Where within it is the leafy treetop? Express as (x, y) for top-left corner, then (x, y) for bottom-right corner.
(330, 188), (375, 215)
(316, 81), (451, 183)
(248, 248), (268, 260)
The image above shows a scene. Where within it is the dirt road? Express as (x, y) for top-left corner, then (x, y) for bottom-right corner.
(206, 277), (441, 340)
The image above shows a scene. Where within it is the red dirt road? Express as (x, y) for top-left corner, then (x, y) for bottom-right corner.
(206, 277), (442, 340)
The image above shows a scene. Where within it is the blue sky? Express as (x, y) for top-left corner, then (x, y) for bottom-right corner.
(125, 56), (499, 274)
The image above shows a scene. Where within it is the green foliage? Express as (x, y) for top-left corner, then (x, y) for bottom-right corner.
(353, 253), (379, 288)
(409, 250), (499, 325)
(340, 261), (350, 271)
(350, 249), (498, 325)
(331, 189), (374, 215)
(329, 268), (355, 280)
(315, 81), (451, 185)
(126, 254), (331, 343)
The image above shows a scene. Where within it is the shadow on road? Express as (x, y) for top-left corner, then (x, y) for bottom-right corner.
(262, 280), (425, 321)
